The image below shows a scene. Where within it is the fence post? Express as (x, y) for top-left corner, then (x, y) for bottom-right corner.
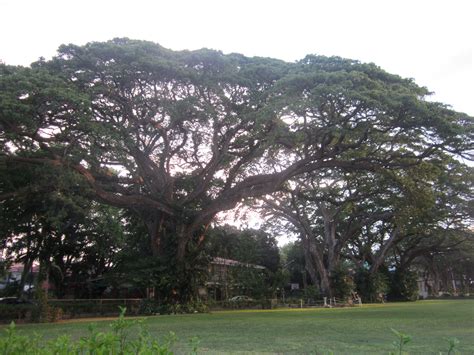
(324, 297), (327, 307)
(300, 299), (303, 308)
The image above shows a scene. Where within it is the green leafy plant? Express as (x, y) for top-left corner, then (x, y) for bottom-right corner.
(189, 336), (201, 355)
(446, 337), (460, 355)
(355, 268), (389, 303)
(388, 269), (419, 301)
(330, 264), (355, 299)
(110, 306), (133, 353)
(0, 307), (194, 354)
(390, 328), (412, 355)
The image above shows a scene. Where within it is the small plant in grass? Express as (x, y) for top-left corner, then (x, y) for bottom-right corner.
(386, 328), (462, 355)
(390, 328), (412, 355)
(189, 336), (201, 355)
(110, 306), (134, 352)
(48, 334), (74, 354)
(446, 337), (460, 355)
(0, 322), (30, 354)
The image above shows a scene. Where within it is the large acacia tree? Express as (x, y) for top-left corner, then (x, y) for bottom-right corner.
(1, 39), (471, 300)
(263, 156), (473, 297)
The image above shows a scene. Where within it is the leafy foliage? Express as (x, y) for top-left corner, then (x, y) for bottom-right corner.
(329, 263), (355, 300)
(205, 225), (284, 299)
(390, 328), (412, 355)
(355, 267), (389, 303)
(0, 308), (197, 354)
(387, 269), (419, 301)
(206, 225), (280, 272)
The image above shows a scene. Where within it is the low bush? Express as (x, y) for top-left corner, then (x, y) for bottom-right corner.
(355, 268), (389, 303)
(303, 285), (321, 303)
(50, 300), (130, 317)
(389, 328), (460, 355)
(330, 264), (355, 300)
(0, 305), (35, 323)
(138, 299), (209, 315)
(387, 269), (419, 301)
(138, 299), (162, 315)
(30, 289), (61, 323)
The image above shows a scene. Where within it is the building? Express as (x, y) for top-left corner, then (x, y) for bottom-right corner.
(200, 257), (266, 301)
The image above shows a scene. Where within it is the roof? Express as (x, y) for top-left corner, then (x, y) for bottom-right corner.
(6, 263), (39, 273)
(211, 257), (266, 270)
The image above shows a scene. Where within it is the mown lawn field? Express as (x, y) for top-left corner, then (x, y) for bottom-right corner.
(2, 300), (473, 354)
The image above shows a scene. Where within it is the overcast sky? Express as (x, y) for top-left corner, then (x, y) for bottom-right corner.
(1, 0), (472, 115)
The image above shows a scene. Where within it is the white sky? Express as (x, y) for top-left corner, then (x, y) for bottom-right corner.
(0, 0), (472, 115)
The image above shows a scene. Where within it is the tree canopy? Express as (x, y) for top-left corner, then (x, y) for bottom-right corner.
(1, 38), (472, 301)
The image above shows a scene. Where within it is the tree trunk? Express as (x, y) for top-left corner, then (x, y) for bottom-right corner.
(431, 267), (440, 296)
(319, 204), (341, 296)
(143, 211), (211, 304)
(317, 265), (331, 297)
(320, 205), (337, 274)
(17, 230), (36, 298)
(302, 235), (319, 286)
(370, 227), (400, 275)
(18, 256), (34, 298)
(145, 214), (166, 257)
(176, 224), (188, 263)
(305, 235), (332, 297)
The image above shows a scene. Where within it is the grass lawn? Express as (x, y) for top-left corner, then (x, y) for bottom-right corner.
(2, 299), (473, 354)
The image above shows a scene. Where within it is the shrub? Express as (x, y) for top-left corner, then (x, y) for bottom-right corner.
(138, 299), (209, 315)
(390, 328), (412, 355)
(49, 300), (132, 317)
(387, 269), (419, 301)
(30, 288), (63, 323)
(138, 299), (162, 315)
(330, 264), (355, 299)
(0, 305), (35, 323)
(355, 268), (389, 303)
(0, 282), (20, 298)
(303, 285), (321, 303)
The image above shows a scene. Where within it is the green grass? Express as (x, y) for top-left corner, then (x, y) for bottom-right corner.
(2, 300), (473, 354)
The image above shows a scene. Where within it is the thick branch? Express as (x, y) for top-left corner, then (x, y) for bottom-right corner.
(4, 156), (176, 216)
